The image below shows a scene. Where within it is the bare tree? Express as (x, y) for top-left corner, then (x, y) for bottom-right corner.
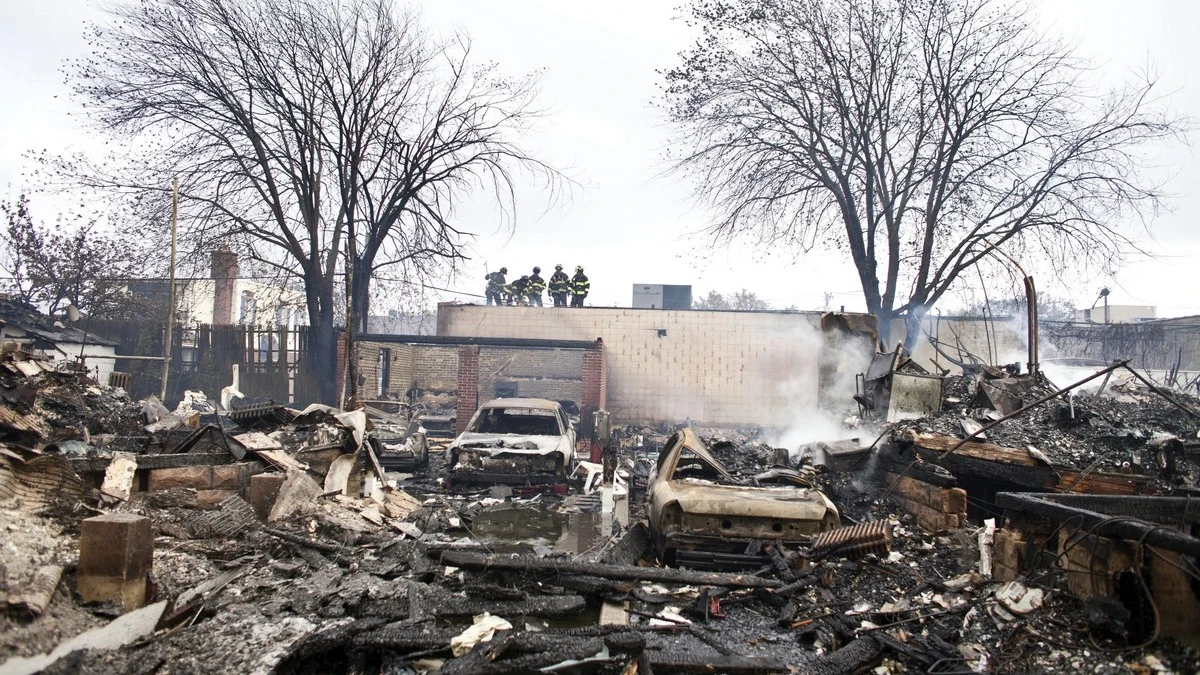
(59, 0), (561, 403)
(960, 294), (1076, 322)
(692, 289), (772, 310)
(1, 194), (153, 317)
(664, 0), (1183, 347)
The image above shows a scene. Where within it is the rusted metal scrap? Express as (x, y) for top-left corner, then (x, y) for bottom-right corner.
(808, 520), (893, 560)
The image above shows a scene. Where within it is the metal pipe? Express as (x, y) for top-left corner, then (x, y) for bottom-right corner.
(160, 177), (179, 400)
(1024, 275), (1039, 374)
(80, 354), (170, 362)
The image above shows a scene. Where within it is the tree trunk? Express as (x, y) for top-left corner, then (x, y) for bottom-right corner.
(305, 277), (339, 406)
(351, 257), (371, 334)
(874, 309), (896, 352)
(903, 306), (927, 354)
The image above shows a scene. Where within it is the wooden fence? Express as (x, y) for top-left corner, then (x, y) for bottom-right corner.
(89, 319), (327, 406)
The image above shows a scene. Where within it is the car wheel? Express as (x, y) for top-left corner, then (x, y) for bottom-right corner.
(648, 523), (676, 566)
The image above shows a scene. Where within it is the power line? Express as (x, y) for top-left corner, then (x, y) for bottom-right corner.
(0, 274), (487, 300)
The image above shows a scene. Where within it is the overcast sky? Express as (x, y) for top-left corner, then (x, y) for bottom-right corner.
(2, 0), (1198, 316)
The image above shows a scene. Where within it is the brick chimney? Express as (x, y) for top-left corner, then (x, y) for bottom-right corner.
(211, 248), (239, 325)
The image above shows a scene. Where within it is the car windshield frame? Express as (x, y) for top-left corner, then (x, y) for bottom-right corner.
(469, 407), (563, 436)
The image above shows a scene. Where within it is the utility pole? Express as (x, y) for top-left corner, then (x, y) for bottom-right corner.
(160, 177), (179, 401)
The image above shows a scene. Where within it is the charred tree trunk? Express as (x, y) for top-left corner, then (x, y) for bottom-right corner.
(351, 256), (372, 335)
(306, 276), (339, 406)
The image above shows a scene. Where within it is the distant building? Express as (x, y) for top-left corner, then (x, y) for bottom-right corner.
(0, 297), (120, 385)
(127, 250), (308, 329)
(1074, 304), (1157, 324)
(631, 284), (693, 310)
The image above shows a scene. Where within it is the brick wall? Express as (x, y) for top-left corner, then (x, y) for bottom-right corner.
(478, 346), (586, 403)
(352, 337), (600, 430)
(414, 345), (460, 392)
(581, 339), (607, 436)
(456, 345), (480, 433)
(355, 341), (464, 399)
(437, 305), (835, 426)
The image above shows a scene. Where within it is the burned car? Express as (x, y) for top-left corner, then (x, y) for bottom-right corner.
(369, 414), (428, 472)
(445, 398), (576, 494)
(647, 428), (839, 566)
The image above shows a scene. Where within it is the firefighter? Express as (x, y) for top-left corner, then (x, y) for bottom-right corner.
(484, 267), (507, 306)
(508, 275), (530, 306)
(549, 264), (570, 307)
(570, 265), (590, 307)
(527, 266), (545, 307)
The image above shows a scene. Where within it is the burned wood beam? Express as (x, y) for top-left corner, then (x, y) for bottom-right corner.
(439, 551), (783, 588)
(995, 492), (1200, 557)
(646, 653), (791, 674)
(69, 453), (234, 473)
(549, 574), (635, 595)
(262, 527), (345, 554)
(1037, 494), (1200, 525)
(765, 544), (796, 582)
(432, 594), (586, 619)
(903, 431), (1158, 495)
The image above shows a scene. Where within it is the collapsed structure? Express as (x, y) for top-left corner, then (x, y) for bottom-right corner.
(2, 307), (1199, 674)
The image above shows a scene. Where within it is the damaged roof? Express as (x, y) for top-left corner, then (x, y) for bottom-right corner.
(0, 297), (118, 348)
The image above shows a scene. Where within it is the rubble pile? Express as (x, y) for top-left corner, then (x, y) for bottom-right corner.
(0, 347), (144, 450)
(2, 345), (1199, 673)
(895, 369), (1200, 484)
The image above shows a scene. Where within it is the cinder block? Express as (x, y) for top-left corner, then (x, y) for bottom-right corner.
(248, 473), (286, 521)
(147, 465), (212, 491)
(78, 513), (153, 609)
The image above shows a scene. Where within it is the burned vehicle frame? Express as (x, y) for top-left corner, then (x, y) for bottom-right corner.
(646, 428), (839, 567)
(368, 413), (429, 472)
(445, 398), (576, 494)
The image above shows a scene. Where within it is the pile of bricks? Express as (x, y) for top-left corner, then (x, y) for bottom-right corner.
(882, 471), (968, 532)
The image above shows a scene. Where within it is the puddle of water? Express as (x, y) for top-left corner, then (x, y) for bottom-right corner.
(467, 490), (630, 556)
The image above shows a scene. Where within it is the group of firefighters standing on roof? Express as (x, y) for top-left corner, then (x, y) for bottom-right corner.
(484, 264), (590, 308)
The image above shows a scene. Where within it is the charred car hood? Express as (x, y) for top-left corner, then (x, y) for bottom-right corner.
(670, 479), (834, 519)
(455, 433), (565, 455)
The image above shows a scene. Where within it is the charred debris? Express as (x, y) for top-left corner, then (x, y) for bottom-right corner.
(2, 344), (1199, 674)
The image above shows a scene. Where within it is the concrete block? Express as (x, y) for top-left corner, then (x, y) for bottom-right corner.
(248, 473), (286, 521)
(78, 513), (153, 609)
(211, 461), (264, 490)
(147, 465), (212, 491)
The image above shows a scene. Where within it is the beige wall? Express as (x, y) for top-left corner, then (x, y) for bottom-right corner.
(437, 305), (830, 426)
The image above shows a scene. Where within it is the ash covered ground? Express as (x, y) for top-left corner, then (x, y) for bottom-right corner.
(2, 348), (1199, 673)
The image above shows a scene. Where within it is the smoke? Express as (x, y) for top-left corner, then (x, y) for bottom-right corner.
(763, 318), (879, 465)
